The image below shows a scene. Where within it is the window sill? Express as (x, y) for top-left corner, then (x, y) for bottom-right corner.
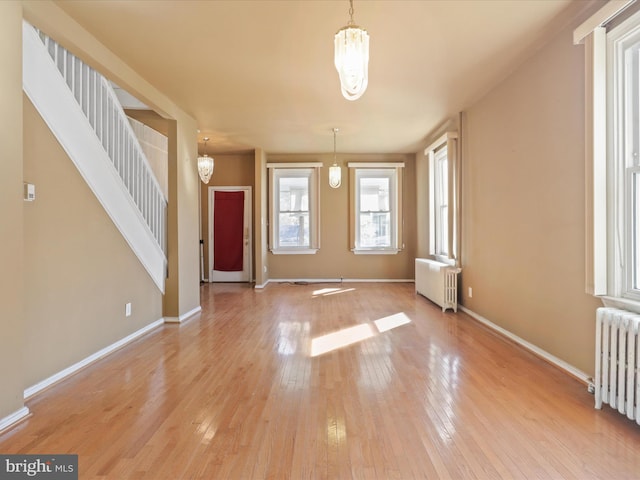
(270, 248), (319, 255)
(600, 296), (640, 315)
(432, 254), (455, 266)
(351, 248), (400, 255)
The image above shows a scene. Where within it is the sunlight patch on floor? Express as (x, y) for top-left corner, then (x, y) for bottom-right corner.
(310, 312), (411, 357)
(374, 312), (411, 333)
(312, 287), (356, 297)
(311, 323), (374, 357)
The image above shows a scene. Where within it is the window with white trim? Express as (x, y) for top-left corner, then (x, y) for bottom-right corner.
(425, 132), (459, 264)
(609, 13), (640, 301)
(433, 145), (449, 257)
(348, 163), (404, 254)
(578, 5), (640, 309)
(268, 163), (321, 254)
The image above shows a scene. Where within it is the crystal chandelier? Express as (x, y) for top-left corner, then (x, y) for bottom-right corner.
(197, 137), (214, 184)
(334, 0), (369, 101)
(329, 128), (342, 188)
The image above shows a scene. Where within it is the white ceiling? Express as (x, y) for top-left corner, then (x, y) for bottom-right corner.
(55, 0), (597, 154)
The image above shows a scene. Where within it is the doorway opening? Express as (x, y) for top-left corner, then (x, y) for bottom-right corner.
(208, 186), (252, 282)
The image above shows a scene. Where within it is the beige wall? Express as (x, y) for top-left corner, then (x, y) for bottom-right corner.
(23, 97), (163, 386)
(175, 115), (200, 316)
(457, 18), (602, 374)
(199, 153), (256, 280)
(124, 109), (170, 136)
(266, 153), (416, 280)
(0, 1), (26, 421)
(255, 149), (269, 286)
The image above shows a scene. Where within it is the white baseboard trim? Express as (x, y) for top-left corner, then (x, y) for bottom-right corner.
(164, 306), (202, 324)
(344, 278), (414, 283)
(24, 318), (164, 399)
(0, 407), (30, 433)
(459, 306), (591, 385)
(253, 278), (415, 289)
(266, 278), (415, 284)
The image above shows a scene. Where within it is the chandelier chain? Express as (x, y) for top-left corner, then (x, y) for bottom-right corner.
(348, 0), (354, 25)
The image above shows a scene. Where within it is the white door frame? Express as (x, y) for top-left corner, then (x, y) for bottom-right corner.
(208, 186), (252, 282)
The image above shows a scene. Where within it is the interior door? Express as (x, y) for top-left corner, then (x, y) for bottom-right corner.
(209, 187), (252, 282)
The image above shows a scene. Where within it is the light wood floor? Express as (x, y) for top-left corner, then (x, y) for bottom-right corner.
(2, 282), (640, 479)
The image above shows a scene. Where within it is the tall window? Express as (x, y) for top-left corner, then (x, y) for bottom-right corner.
(426, 132), (458, 264)
(268, 163), (320, 254)
(579, 5), (640, 307)
(357, 170), (393, 248)
(609, 14), (640, 300)
(349, 163), (404, 254)
(433, 146), (449, 257)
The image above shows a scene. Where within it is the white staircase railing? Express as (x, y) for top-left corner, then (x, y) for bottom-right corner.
(38, 28), (167, 254)
(23, 21), (167, 292)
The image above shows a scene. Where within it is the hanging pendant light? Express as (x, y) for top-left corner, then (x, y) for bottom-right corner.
(329, 128), (342, 188)
(197, 137), (214, 184)
(334, 0), (369, 101)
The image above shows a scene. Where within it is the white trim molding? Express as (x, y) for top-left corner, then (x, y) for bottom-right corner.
(164, 306), (202, 324)
(351, 248), (400, 255)
(343, 278), (413, 283)
(0, 407), (30, 434)
(267, 162), (323, 169)
(267, 278), (414, 284)
(347, 162), (405, 168)
(24, 318), (165, 399)
(424, 131), (458, 156)
(254, 280), (271, 289)
(270, 249), (319, 255)
(574, 0), (635, 44)
(460, 306), (591, 385)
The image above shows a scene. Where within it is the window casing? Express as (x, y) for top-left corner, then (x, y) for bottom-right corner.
(579, 4), (640, 311)
(348, 163), (404, 254)
(609, 16), (640, 301)
(426, 132), (459, 265)
(268, 163), (320, 254)
(433, 146), (449, 257)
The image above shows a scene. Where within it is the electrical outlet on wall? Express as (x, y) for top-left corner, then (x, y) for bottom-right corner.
(468, 287), (473, 298)
(125, 302), (132, 317)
